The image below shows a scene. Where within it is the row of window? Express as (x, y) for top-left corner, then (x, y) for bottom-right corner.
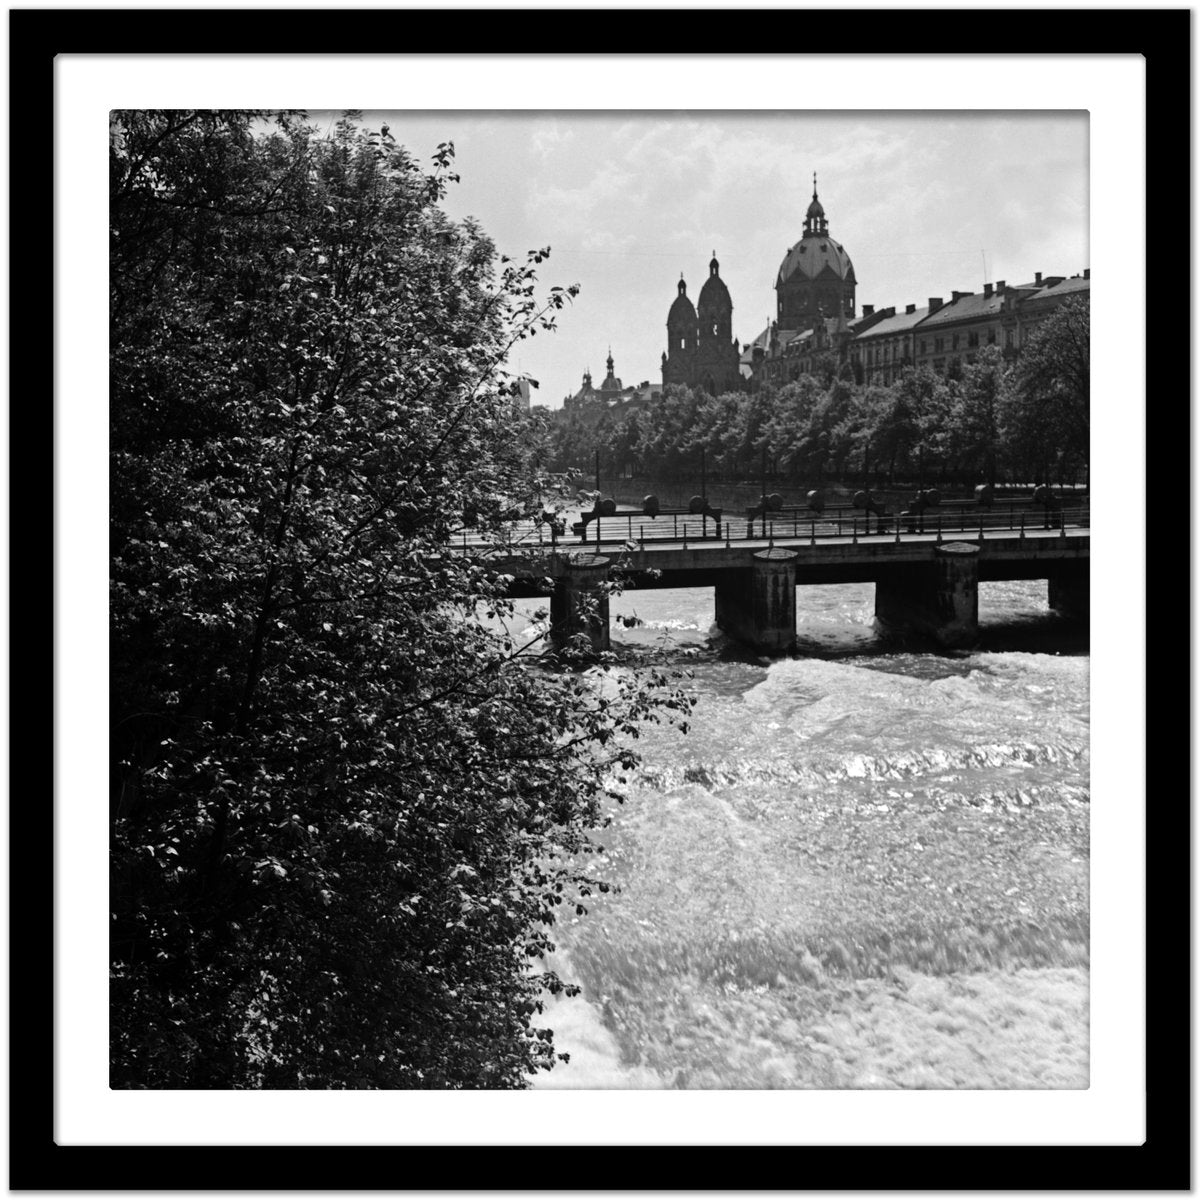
(860, 326), (1025, 372)
(861, 325), (1016, 363)
(864, 343), (907, 366)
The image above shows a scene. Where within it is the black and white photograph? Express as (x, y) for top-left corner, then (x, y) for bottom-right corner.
(108, 105), (1092, 1092)
(29, 18), (1181, 1177)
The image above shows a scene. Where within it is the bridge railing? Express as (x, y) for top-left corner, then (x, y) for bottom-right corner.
(449, 503), (1090, 552)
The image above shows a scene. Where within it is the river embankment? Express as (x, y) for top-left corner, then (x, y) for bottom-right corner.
(576, 477), (1088, 521)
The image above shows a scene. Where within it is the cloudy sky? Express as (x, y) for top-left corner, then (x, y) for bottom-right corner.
(336, 110), (1087, 408)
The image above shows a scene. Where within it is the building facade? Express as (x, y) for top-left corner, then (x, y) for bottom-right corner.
(892, 270), (1090, 379)
(850, 303), (930, 385)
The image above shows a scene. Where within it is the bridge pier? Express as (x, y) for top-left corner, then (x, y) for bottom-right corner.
(875, 541), (980, 648)
(714, 548), (798, 654)
(550, 553), (611, 652)
(1048, 561), (1089, 620)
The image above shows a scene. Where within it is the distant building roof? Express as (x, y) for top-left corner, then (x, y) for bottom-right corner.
(740, 327), (768, 369)
(855, 305), (929, 340)
(1022, 275), (1090, 306)
(741, 326), (771, 362)
(918, 284), (1032, 328)
(624, 382), (661, 404)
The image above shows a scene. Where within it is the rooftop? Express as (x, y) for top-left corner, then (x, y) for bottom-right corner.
(1022, 274), (1090, 305)
(918, 283), (1037, 327)
(855, 306), (930, 339)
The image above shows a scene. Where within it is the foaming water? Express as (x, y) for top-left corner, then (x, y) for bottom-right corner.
(527, 580), (1089, 1089)
(529, 949), (666, 1089)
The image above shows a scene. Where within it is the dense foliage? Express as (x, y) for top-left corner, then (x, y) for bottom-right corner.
(550, 302), (1089, 489)
(110, 111), (688, 1088)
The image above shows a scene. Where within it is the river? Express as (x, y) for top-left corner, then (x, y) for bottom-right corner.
(517, 576), (1089, 1090)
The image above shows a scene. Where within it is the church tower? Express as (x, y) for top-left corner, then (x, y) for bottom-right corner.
(775, 174), (857, 327)
(694, 253), (741, 395)
(599, 347), (623, 392)
(663, 260), (742, 394)
(662, 275), (698, 388)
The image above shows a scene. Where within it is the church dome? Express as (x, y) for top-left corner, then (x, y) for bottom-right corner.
(668, 277), (697, 325)
(776, 236), (855, 286)
(777, 174), (854, 286)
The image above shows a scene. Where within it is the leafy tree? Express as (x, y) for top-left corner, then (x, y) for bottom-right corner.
(888, 366), (953, 484)
(608, 410), (642, 479)
(547, 408), (601, 475)
(810, 349), (841, 390)
(946, 345), (1007, 487)
(690, 389), (743, 480)
(840, 384), (887, 484)
(766, 377), (824, 480)
(809, 371), (858, 480)
(1004, 296), (1089, 482)
(634, 384), (701, 480)
(726, 386), (776, 481)
(109, 111), (688, 1089)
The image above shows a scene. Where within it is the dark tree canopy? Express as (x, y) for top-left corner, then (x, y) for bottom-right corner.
(1003, 296), (1090, 482)
(110, 111), (688, 1088)
(550, 307), (1089, 490)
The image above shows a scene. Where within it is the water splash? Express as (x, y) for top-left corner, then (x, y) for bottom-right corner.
(531, 949), (665, 1089)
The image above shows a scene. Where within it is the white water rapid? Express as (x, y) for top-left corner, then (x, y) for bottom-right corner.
(528, 579), (1089, 1089)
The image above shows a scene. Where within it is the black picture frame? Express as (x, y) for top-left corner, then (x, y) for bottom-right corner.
(17, 7), (1188, 1190)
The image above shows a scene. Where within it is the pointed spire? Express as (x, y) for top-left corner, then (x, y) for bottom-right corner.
(678, 274), (687, 296)
(709, 251), (720, 276)
(804, 173), (828, 237)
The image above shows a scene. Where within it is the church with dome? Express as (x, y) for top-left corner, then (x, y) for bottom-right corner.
(662, 175), (870, 392)
(645, 173), (1090, 397)
(562, 177), (1087, 413)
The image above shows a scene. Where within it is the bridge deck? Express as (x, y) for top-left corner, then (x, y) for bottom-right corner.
(457, 502), (1086, 548)
(462, 526), (1089, 591)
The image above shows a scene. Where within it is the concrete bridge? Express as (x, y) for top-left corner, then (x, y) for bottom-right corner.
(472, 515), (1089, 654)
